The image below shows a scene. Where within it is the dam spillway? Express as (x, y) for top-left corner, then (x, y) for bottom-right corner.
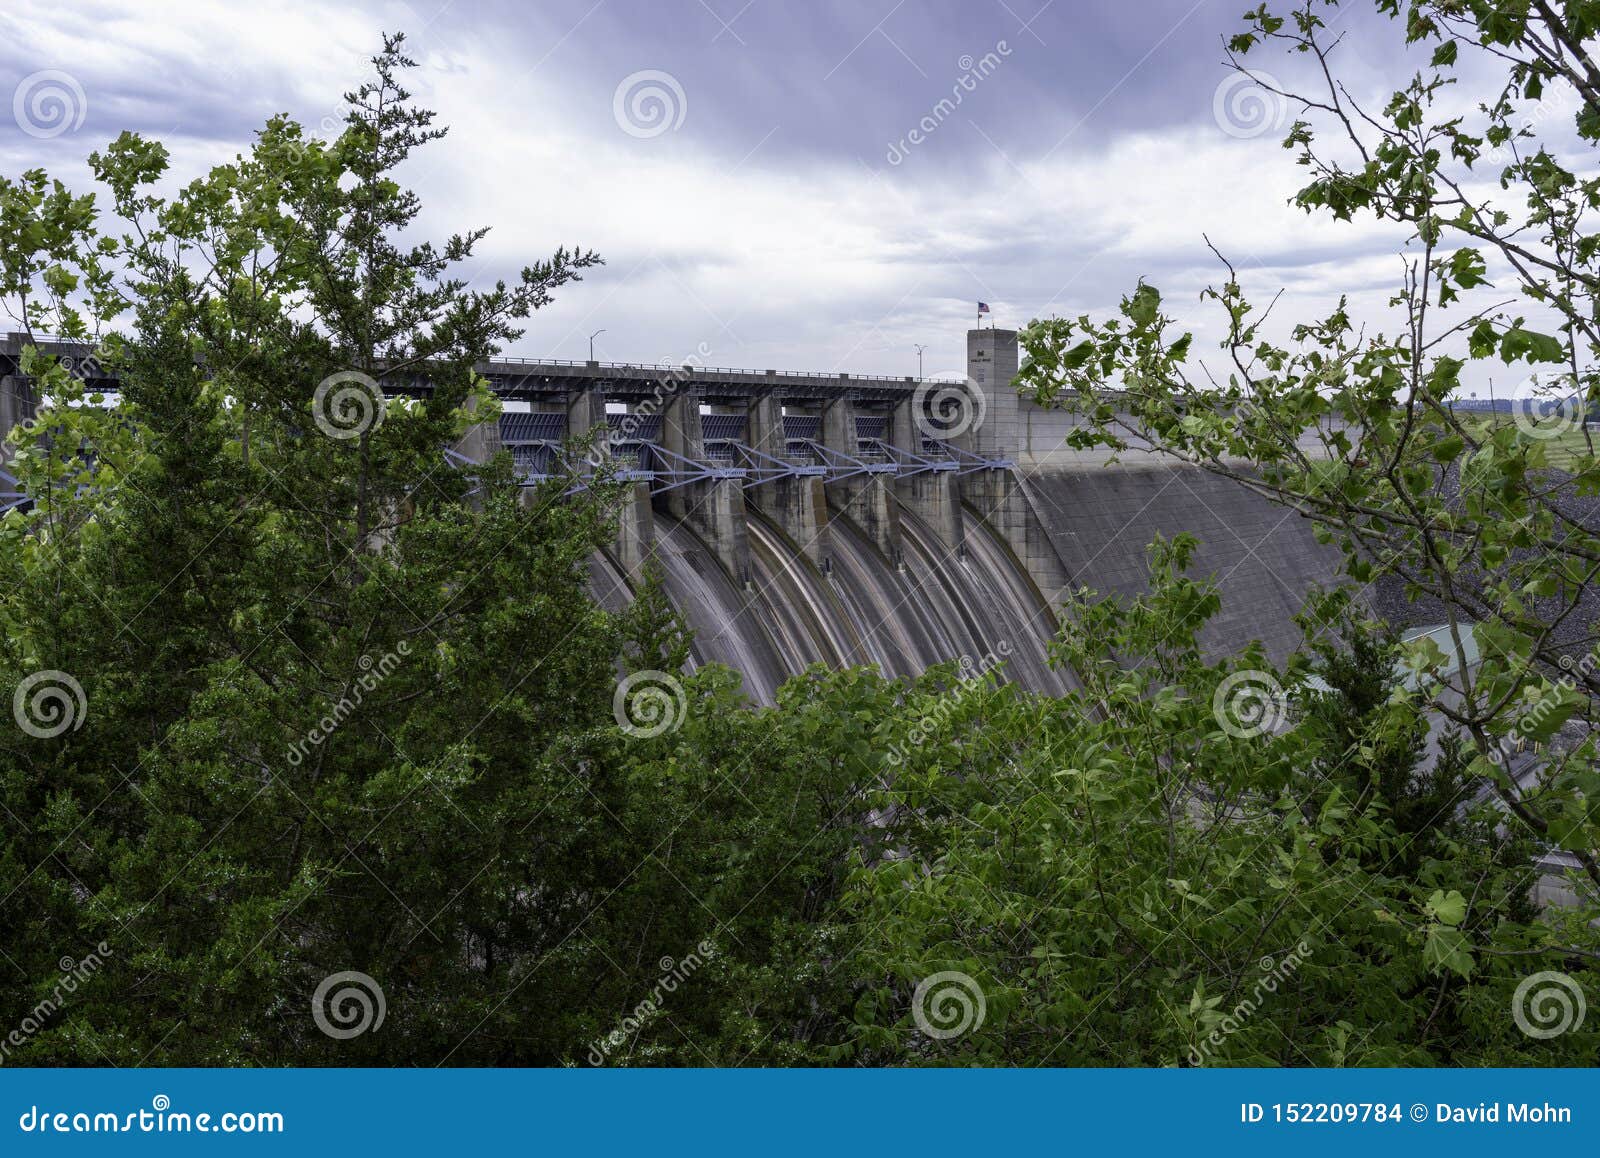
(0, 328), (1347, 700)
(528, 327), (1346, 702)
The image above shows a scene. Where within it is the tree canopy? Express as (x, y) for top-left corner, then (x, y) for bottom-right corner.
(1, 14), (1596, 1066)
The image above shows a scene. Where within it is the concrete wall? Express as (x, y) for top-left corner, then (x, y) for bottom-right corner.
(1021, 466), (1342, 663)
(957, 326), (1348, 662)
(595, 327), (1346, 701)
(1006, 378), (1345, 471)
(0, 374), (35, 473)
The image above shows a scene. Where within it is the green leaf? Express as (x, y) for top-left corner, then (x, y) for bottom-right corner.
(1423, 926), (1475, 978)
(1127, 283), (1161, 328)
(1425, 889), (1466, 926)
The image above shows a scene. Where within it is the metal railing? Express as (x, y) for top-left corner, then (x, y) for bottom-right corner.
(4, 332), (964, 389)
(484, 354), (931, 385)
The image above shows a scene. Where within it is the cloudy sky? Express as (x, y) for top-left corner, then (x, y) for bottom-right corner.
(0, 0), (1516, 387)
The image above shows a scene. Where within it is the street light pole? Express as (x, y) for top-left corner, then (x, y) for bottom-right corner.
(589, 328), (607, 361)
(914, 343), (927, 378)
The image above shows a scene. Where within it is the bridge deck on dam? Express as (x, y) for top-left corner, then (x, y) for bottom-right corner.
(465, 356), (929, 403)
(0, 333), (936, 404)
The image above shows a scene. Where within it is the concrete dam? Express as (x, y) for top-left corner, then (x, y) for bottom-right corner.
(0, 330), (1346, 701)
(450, 327), (1345, 702)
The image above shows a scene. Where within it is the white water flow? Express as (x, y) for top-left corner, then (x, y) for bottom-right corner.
(615, 502), (1070, 703)
(648, 517), (791, 703)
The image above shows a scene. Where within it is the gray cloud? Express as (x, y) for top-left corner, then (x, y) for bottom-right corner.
(0, 0), (1483, 382)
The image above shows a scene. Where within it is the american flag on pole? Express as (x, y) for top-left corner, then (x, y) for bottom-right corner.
(977, 302), (991, 314)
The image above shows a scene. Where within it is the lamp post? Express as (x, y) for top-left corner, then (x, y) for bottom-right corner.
(589, 328), (606, 361)
(914, 343), (927, 378)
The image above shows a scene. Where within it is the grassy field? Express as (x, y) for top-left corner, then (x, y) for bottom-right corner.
(1460, 416), (1598, 471)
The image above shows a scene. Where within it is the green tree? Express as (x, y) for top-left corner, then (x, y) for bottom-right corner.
(1016, 0), (1600, 952)
(835, 539), (1595, 1065)
(0, 33), (891, 1069)
(1, 17), (1591, 1070)
(0, 34), (642, 1065)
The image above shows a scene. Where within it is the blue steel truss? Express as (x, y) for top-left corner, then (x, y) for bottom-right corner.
(488, 412), (1012, 494)
(0, 464), (24, 513)
(0, 407), (1014, 515)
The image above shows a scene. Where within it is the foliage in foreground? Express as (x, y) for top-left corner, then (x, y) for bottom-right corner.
(1016, 0), (1600, 931)
(0, 22), (1593, 1066)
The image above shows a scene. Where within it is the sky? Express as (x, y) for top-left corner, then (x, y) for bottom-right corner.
(0, 0), (1544, 391)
